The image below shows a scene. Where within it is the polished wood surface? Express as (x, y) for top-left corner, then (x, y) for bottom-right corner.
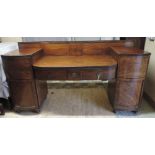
(81, 68), (116, 81)
(14, 41), (148, 56)
(1, 40), (151, 113)
(34, 67), (116, 81)
(33, 55), (117, 68)
(2, 48), (48, 112)
(108, 79), (144, 111)
(2, 57), (33, 80)
(9, 80), (39, 112)
(35, 80), (48, 108)
(111, 46), (149, 55)
(3, 48), (42, 56)
(34, 69), (67, 80)
(42, 43), (70, 55)
(18, 40), (135, 55)
(117, 55), (150, 78)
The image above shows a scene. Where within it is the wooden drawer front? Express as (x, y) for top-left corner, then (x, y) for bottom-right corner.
(118, 55), (149, 79)
(3, 57), (32, 70)
(34, 69), (67, 80)
(115, 79), (143, 108)
(5, 69), (33, 80)
(82, 68), (116, 80)
(68, 70), (81, 80)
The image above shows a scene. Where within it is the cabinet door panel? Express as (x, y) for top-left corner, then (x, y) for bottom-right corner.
(9, 80), (38, 110)
(108, 79), (144, 111)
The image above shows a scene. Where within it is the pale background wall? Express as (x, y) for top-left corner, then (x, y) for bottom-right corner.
(22, 37), (119, 42)
(0, 37), (22, 42)
(0, 37), (119, 42)
(144, 38), (155, 100)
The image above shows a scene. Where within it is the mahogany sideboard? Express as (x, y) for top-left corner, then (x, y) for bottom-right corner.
(1, 40), (151, 113)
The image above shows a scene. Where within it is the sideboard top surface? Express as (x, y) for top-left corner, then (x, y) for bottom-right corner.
(33, 55), (117, 68)
(2, 48), (42, 56)
(111, 47), (150, 55)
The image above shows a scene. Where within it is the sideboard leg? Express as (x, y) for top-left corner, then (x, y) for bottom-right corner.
(32, 108), (41, 113)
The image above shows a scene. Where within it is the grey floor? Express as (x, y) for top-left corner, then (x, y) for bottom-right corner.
(2, 82), (155, 118)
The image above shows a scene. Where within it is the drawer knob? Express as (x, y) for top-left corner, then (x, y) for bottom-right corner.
(71, 72), (80, 78)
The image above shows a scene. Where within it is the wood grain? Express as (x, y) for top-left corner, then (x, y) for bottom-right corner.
(111, 46), (149, 55)
(3, 48), (42, 56)
(34, 69), (67, 80)
(2, 49), (48, 112)
(33, 55), (117, 68)
(108, 79), (144, 111)
(42, 43), (70, 55)
(10, 80), (39, 111)
(35, 80), (48, 107)
(1, 40), (151, 113)
(117, 55), (150, 78)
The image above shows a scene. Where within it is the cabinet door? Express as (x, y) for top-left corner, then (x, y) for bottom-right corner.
(9, 80), (39, 111)
(108, 79), (144, 111)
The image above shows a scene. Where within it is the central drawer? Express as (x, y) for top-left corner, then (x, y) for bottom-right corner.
(67, 69), (116, 80)
(81, 68), (116, 80)
(82, 69), (106, 80)
(34, 69), (67, 80)
(34, 67), (116, 81)
(68, 69), (81, 80)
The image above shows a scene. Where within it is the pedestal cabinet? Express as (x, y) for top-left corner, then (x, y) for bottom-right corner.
(108, 54), (150, 112)
(2, 49), (47, 112)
